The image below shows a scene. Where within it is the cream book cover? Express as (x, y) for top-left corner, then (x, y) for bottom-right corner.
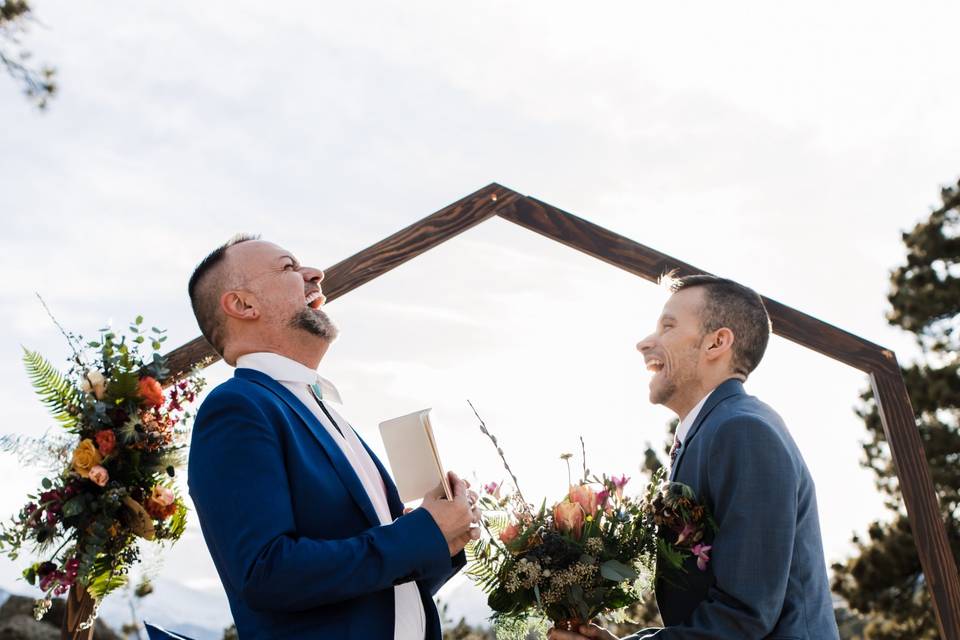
(379, 408), (452, 503)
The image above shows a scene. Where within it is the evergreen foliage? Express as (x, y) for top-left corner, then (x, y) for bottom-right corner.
(832, 178), (960, 639)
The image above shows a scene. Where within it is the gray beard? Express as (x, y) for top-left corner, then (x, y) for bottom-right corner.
(289, 307), (339, 342)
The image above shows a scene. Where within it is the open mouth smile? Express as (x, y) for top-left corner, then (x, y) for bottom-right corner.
(305, 289), (326, 309)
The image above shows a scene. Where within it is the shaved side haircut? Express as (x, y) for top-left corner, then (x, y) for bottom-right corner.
(188, 233), (260, 355)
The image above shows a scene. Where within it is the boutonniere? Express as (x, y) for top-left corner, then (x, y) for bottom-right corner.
(642, 470), (718, 573)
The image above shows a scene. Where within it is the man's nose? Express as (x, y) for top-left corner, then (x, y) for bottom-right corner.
(636, 335), (654, 353)
(301, 267), (324, 284)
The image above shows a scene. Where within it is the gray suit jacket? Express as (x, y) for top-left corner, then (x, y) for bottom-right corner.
(629, 379), (839, 640)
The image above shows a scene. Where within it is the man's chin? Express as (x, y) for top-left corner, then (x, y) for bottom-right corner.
(290, 308), (339, 342)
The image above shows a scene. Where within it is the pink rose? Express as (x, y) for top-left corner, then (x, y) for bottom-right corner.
(499, 522), (521, 545)
(88, 465), (109, 487)
(568, 484), (598, 516)
(554, 500), (585, 540)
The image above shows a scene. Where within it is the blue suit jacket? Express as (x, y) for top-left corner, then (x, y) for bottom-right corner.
(631, 379), (839, 640)
(188, 368), (464, 639)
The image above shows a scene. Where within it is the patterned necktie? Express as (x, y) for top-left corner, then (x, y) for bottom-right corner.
(309, 382), (343, 436)
(669, 434), (682, 467)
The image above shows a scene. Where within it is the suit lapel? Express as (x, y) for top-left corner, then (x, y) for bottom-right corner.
(235, 368), (382, 528)
(669, 378), (745, 481)
(323, 400), (406, 518)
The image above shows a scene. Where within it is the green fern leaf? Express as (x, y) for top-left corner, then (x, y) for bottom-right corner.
(22, 348), (80, 431)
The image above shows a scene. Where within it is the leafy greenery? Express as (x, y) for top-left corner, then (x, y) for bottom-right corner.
(0, 0), (56, 109)
(22, 348), (81, 432)
(831, 177), (960, 639)
(1, 315), (205, 625)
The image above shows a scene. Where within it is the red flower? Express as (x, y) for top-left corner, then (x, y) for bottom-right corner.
(137, 377), (165, 408)
(95, 430), (117, 456)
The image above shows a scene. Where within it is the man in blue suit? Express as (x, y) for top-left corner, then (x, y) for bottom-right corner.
(186, 235), (479, 639)
(552, 275), (839, 640)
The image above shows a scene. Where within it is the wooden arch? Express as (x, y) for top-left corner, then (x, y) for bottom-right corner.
(164, 183), (960, 638)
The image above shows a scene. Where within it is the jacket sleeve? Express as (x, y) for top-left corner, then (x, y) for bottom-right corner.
(187, 388), (452, 612)
(652, 415), (799, 639)
(424, 549), (467, 596)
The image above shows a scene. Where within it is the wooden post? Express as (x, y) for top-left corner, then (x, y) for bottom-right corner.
(870, 358), (960, 639)
(62, 583), (96, 640)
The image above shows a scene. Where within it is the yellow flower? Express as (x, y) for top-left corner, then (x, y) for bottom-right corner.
(71, 439), (103, 478)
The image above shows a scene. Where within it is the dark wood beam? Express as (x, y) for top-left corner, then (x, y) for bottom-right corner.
(496, 195), (892, 374)
(162, 183), (522, 380)
(870, 360), (960, 640)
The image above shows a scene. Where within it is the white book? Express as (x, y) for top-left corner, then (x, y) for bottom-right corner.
(379, 408), (452, 503)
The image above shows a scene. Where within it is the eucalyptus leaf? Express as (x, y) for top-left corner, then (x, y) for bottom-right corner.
(62, 495), (86, 518)
(600, 559), (638, 582)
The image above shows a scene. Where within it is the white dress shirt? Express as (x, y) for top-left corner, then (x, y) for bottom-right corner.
(235, 352), (426, 640)
(675, 390), (713, 448)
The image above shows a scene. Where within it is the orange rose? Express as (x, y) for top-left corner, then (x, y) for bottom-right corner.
(71, 439), (103, 478)
(568, 484), (599, 516)
(145, 486), (177, 520)
(499, 522), (521, 545)
(137, 377), (165, 408)
(554, 500), (585, 540)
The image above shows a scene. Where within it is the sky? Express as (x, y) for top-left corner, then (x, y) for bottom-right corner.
(1, 0), (958, 629)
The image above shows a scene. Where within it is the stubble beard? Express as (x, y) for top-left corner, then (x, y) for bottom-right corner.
(650, 348), (699, 410)
(289, 306), (340, 342)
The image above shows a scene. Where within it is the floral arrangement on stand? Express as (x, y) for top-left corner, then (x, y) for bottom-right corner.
(0, 311), (205, 630)
(465, 402), (715, 639)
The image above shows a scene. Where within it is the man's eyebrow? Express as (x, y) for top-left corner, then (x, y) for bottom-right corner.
(660, 314), (677, 323)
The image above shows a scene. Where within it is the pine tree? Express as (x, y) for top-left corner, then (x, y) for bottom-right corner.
(1, 0), (56, 109)
(832, 178), (960, 639)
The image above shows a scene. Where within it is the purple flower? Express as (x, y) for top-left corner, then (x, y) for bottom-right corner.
(64, 558), (79, 583)
(692, 543), (712, 571)
(596, 488), (610, 507)
(611, 474), (630, 499)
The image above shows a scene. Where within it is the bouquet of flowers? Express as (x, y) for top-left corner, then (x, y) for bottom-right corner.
(0, 312), (205, 626)
(465, 403), (716, 639)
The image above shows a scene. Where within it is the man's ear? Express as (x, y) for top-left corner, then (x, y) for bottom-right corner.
(221, 290), (260, 321)
(704, 328), (735, 361)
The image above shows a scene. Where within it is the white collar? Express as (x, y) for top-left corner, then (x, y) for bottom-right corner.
(675, 390), (713, 445)
(235, 351), (343, 404)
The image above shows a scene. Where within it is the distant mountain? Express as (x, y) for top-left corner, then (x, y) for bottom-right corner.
(437, 577), (492, 629)
(0, 579), (231, 640)
(96, 577), (233, 640)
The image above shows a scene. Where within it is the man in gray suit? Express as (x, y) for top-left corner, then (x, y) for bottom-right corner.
(551, 275), (839, 640)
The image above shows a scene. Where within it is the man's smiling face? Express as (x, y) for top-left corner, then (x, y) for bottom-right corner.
(636, 287), (706, 412)
(231, 240), (338, 342)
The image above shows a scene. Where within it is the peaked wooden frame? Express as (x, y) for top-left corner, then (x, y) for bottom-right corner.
(165, 183), (960, 638)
